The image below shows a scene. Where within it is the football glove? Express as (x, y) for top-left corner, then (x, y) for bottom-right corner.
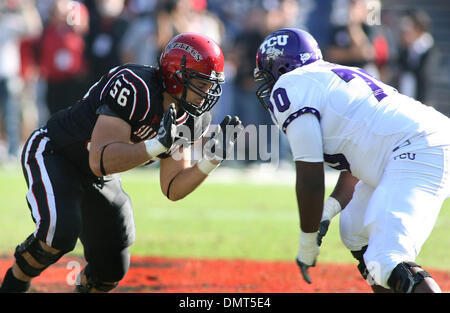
(204, 115), (243, 161)
(145, 103), (177, 157)
(317, 197), (341, 246)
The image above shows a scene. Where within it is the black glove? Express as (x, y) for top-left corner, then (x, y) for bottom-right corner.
(296, 258), (315, 284)
(157, 103), (177, 149)
(316, 197), (341, 246)
(317, 220), (330, 247)
(205, 115), (243, 161)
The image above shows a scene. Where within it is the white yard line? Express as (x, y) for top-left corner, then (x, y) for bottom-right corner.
(206, 165), (340, 188)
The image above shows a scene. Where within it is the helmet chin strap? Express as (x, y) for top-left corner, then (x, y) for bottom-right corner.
(181, 83), (188, 106)
(167, 88), (200, 117)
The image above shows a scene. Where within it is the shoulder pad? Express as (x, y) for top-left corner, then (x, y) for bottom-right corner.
(101, 68), (151, 124)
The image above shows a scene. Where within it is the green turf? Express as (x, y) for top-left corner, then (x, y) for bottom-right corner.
(0, 167), (449, 270)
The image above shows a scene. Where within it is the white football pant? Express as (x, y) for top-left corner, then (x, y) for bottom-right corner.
(339, 143), (450, 288)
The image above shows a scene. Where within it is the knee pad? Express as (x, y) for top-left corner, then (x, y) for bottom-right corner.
(351, 245), (370, 280)
(76, 264), (119, 293)
(14, 234), (66, 277)
(387, 262), (432, 293)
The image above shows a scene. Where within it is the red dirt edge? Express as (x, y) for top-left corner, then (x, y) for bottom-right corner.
(1, 255), (449, 293)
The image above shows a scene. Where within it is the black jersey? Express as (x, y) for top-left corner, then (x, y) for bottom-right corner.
(45, 64), (211, 177)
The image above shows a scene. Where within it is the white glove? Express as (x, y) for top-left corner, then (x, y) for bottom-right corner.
(296, 230), (320, 284)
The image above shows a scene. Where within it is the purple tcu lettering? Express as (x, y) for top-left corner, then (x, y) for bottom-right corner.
(394, 153), (416, 161)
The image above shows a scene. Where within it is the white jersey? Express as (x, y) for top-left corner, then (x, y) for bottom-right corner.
(271, 60), (450, 186)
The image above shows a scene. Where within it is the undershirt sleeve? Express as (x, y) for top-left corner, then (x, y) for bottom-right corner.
(285, 113), (324, 162)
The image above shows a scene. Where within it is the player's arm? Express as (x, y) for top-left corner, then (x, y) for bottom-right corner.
(160, 115), (243, 201)
(89, 72), (177, 177)
(89, 104), (177, 177)
(88, 115), (149, 177)
(283, 112), (325, 283)
(295, 161), (325, 233)
(159, 145), (211, 201)
(329, 171), (359, 209)
(285, 113), (325, 233)
(315, 170), (359, 247)
(268, 74), (328, 283)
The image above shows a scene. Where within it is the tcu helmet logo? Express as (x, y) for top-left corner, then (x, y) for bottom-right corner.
(300, 52), (313, 64)
(300, 49), (322, 65)
(266, 46), (284, 60)
(259, 35), (289, 54)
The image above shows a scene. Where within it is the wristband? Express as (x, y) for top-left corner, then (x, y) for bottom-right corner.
(322, 196), (342, 221)
(300, 230), (319, 246)
(144, 138), (167, 158)
(197, 158), (220, 175)
(298, 230), (319, 265)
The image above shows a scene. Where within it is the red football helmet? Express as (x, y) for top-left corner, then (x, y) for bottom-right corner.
(160, 33), (225, 117)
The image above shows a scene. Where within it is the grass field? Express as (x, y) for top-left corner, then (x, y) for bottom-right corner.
(1, 165), (449, 272)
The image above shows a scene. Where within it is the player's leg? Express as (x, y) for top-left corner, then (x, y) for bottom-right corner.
(0, 130), (83, 292)
(339, 181), (391, 292)
(350, 246), (392, 293)
(76, 246), (131, 293)
(0, 235), (66, 293)
(339, 181), (372, 252)
(76, 174), (136, 293)
(362, 146), (449, 293)
(387, 261), (441, 292)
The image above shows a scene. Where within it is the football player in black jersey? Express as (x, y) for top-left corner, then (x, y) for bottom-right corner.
(0, 33), (243, 293)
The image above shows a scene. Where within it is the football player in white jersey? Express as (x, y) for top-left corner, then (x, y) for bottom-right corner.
(254, 28), (450, 293)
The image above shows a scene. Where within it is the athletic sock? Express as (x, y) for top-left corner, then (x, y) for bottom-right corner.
(0, 268), (31, 293)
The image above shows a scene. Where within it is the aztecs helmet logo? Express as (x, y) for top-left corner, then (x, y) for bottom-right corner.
(166, 42), (203, 62)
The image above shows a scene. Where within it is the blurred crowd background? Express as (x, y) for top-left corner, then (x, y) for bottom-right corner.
(0, 0), (449, 167)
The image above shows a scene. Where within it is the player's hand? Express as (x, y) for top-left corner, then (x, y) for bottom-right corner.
(317, 220), (330, 246)
(317, 197), (341, 246)
(145, 104), (177, 158)
(204, 115), (243, 161)
(157, 103), (177, 149)
(296, 231), (320, 284)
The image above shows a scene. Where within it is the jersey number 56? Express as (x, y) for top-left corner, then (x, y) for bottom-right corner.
(110, 79), (131, 107)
